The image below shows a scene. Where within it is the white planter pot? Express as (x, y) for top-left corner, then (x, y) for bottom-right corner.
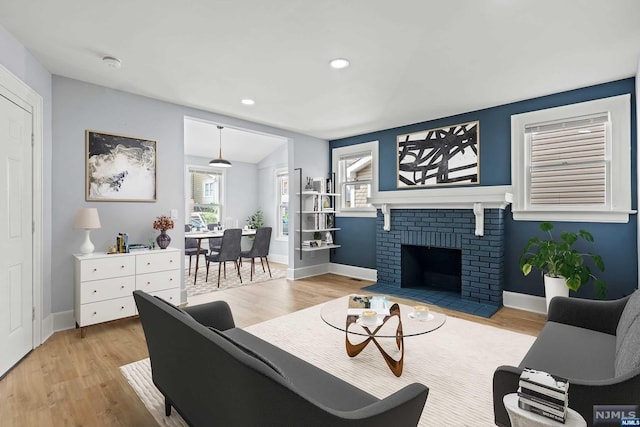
(544, 275), (569, 312)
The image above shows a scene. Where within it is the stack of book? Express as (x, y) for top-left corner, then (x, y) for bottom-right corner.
(518, 367), (569, 423)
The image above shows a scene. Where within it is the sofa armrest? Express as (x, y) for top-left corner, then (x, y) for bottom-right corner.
(183, 300), (235, 330)
(493, 365), (523, 427)
(547, 295), (630, 335)
(328, 383), (429, 426)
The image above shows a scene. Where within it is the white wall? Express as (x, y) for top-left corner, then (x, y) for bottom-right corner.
(52, 76), (327, 314)
(258, 144), (289, 263)
(0, 24), (53, 318)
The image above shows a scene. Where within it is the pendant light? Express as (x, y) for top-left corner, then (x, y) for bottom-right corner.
(209, 125), (232, 167)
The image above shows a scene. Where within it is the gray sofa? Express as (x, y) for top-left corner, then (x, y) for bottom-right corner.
(133, 290), (429, 427)
(493, 290), (640, 426)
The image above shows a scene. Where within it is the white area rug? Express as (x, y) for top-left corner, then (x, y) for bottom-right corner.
(121, 297), (535, 426)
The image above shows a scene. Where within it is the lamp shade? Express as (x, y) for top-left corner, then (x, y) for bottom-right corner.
(73, 208), (101, 230)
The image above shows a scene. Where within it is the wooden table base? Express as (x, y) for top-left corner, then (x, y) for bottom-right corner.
(345, 303), (405, 377)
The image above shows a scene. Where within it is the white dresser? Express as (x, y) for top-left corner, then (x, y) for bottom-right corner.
(74, 248), (181, 337)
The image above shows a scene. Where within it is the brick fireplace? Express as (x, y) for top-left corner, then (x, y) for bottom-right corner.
(367, 185), (512, 312)
(376, 208), (505, 306)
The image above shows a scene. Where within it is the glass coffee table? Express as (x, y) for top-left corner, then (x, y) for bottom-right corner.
(320, 295), (446, 377)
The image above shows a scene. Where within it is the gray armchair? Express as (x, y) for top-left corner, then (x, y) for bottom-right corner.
(493, 290), (640, 426)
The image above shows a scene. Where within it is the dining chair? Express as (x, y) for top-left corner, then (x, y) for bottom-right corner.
(207, 223), (222, 252)
(184, 224), (208, 275)
(205, 228), (242, 287)
(240, 227), (272, 281)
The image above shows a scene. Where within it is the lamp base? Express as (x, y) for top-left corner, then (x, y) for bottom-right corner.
(79, 229), (95, 254)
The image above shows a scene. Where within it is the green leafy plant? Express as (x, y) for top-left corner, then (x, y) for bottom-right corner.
(246, 210), (264, 229)
(313, 231), (322, 240)
(520, 222), (606, 298)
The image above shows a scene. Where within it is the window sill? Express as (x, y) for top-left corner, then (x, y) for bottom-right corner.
(512, 209), (636, 223)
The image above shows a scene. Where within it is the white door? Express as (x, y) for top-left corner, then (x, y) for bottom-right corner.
(0, 92), (33, 377)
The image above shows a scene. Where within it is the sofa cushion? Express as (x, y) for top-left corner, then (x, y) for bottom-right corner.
(223, 327), (379, 412)
(615, 314), (640, 377)
(616, 290), (640, 355)
(519, 321), (616, 380)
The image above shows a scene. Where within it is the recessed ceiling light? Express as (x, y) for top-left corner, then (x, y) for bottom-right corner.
(241, 99), (255, 106)
(329, 58), (350, 69)
(102, 56), (122, 69)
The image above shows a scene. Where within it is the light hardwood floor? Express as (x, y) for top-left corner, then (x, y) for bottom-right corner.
(0, 273), (546, 426)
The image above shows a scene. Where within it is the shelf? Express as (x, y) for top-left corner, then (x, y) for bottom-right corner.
(296, 244), (342, 252)
(297, 228), (340, 232)
(297, 191), (340, 197)
(298, 210), (336, 214)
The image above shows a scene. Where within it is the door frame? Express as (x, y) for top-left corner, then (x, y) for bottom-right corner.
(0, 64), (44, 347)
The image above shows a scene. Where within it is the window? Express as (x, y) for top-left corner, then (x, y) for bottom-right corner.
(187, 166), (225, 226)
(511, 94), (632, 222)
(332, 141), (378, 217)
(276, 169), (289, 239)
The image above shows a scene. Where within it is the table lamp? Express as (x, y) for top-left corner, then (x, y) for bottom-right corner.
(74, 207), (101, 254)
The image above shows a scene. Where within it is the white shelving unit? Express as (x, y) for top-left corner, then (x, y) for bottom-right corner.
(294, 170), (341, 258)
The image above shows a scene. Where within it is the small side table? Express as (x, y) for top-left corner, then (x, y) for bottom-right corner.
(503, 393), (586, 427)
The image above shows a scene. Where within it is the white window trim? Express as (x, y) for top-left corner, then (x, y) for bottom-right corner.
(274, 167), (289, 241)
(332, 140), (379, 218)
(511, 94), (634, 223)
(185, 163), (227, 224)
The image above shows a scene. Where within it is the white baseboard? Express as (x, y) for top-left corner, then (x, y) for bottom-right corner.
(328, 263), (377, 282)
(290, 263), (330, 280)
(268, 254), (288, 265)
(41, 313), (54, 343)
(53, 310), (76, 332)
(502, 291), (547, 314)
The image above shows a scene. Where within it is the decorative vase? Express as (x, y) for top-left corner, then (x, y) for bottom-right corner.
(156, 229), (171, 249)
(544, 275), (569, 312)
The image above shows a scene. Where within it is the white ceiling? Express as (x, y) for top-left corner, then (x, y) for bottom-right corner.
(1, 1), (639, 143)
(184, 117), (287, 163)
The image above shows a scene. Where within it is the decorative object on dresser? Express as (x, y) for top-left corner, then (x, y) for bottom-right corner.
(73, 207), (101, 254)
(73, 248), (180, 337)
(153, 215), (174, 249)
(85, 130), (157, 202)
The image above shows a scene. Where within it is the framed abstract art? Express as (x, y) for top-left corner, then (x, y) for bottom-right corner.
(85, 130), (157, 202)
(397, 121), (479, 188)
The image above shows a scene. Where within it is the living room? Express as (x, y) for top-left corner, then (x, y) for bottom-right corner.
(1, 1), (640, 426)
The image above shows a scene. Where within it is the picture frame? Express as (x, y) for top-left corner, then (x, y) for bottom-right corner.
(397, 120), (479, 188)
(85, 130), (157, 202)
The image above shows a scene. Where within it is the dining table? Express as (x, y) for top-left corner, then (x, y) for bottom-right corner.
(185, 228), (257, 285)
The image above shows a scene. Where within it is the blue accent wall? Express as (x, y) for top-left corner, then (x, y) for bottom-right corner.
(330, 78), (637, 299)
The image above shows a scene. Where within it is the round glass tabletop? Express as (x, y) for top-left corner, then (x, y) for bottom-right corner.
(320, 295), (446, 338)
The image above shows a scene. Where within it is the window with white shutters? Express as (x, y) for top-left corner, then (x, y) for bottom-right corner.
(511, 94), (632, 223)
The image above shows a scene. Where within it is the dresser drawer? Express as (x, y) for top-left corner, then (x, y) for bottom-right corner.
(79, 296), (136, 327)
(80, 276), (136, 304)
(136, 269), (180, 293)
(136, 251), (180, 274)
(79, 257), (136, 281)
(149, 287), (181, 306)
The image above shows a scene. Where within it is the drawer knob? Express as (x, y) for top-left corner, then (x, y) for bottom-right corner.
(93, 268), (97, 272)
(147, 262), (151, 266)
(147, 281), (151, 285)
(169, 260), (173, 263)
(120, 306), (124, 310)
(121, 265), (125, 269)
(93, 290), (97, 294)
(92, 311), (97, 315)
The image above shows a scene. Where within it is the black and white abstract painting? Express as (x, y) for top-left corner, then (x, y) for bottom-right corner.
(86, 130), (157, 202)
(397, 121), (479, 187)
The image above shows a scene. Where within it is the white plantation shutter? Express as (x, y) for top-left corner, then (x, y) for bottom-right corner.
(526, 114), (608, 207)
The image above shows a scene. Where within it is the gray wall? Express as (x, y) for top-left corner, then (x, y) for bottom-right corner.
(52, 76), (327, 314)
(0, 24), (53, 318)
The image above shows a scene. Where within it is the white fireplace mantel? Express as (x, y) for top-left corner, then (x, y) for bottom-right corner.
(369, 185), (513, 236)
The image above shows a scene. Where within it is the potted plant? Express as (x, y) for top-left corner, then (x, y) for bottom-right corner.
(313, 231), (323, 247)
(246, 210), (264, 229)
(520, 222), (606, 310)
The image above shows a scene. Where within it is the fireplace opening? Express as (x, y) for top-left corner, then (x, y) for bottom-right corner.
(401, 245), (462, 292)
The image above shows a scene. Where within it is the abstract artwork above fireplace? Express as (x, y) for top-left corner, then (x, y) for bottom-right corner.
(397, 120), (479, 188)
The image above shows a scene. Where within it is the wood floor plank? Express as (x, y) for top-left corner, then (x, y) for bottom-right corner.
(0, 272), (545, 426)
